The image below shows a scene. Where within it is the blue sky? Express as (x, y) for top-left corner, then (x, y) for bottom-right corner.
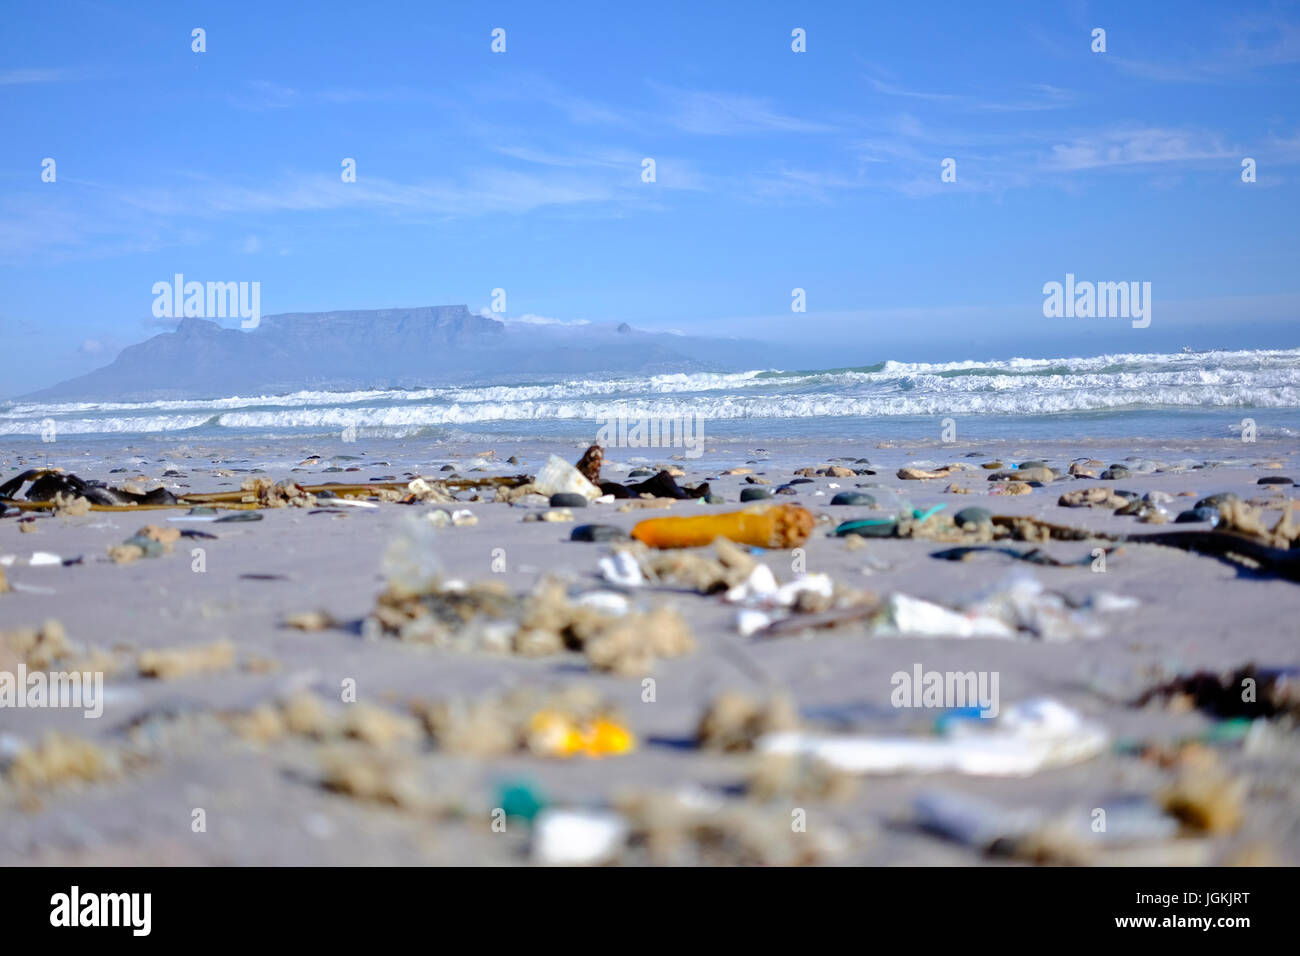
(2, 0), (1299, 395)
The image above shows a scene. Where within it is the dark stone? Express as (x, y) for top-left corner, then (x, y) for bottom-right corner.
(788, 478), (814, 485)
(570, 524), (627, 542)
(549, 492), (588, 508)
(740, 487), (771, 502)
(1100, 466), (1131, 480)
(830, 491), (876, 506)
(1195, 492), (1239, 511)
(216, 512), (264, 522)
(1175, 507), (1219, 524)
(627, 468), (655, 478)
(705, 494), (724, 504)
(953, 507), (993, 528)
(1258, 476), (1295, 485)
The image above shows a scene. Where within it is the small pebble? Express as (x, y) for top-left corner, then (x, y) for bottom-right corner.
(830, 491), (875, 506)
(549, 493), (588, 508)
(953, 506), (992, 528)
(570, 524), (627, 542)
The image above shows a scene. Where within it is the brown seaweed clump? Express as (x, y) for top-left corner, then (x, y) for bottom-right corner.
(575, 444), (604, 484)
(241, 476), (316, 508)
(369, 575), (694, 674)
(1135, 666), (1300, 720)
(415, 685), (633, 759)
(696, 691), (800, 752)
(6, 733), (118, 790)
(138, 640), (236, 680)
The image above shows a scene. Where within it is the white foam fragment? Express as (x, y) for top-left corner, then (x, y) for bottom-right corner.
(532, 809), (627, 866)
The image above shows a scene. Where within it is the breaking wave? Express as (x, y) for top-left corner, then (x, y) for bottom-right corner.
(3, 347), (1298, 438)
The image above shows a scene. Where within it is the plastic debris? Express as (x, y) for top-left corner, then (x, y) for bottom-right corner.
(878, 593), (1017, 639)
(914, 789), (1182, 863)
(598, 551), (645, 588)
(533, 454), (602, 501)
(758, 698), (1108, 777)
(528, 710), (636, 758)
(531, 809), (628, 865)
(875, 572), (1136, 641)
(631, 503), (814, 549)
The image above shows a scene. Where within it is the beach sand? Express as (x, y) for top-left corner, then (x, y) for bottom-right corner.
(2, 435), (1298, 865)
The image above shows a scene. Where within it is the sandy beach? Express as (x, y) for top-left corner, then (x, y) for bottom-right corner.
(2, 434), (1297, 866)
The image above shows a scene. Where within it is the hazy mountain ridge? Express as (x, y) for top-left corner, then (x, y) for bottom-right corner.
(22, 305), (772, 401)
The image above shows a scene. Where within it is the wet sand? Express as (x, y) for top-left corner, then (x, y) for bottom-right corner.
(2, 435), (1298, 865)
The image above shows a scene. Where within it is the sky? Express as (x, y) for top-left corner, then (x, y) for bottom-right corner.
(1, 0), (1299, 396)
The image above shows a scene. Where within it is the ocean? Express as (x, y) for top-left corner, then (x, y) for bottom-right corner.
(3, 347), (1298, 445)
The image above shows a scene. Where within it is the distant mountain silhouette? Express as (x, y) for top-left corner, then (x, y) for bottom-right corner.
(23, 306), (773, 401)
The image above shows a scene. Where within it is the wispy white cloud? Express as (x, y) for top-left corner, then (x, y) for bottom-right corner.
(0, 68), (71, 85)
(1047, 127), (1236, 170)
(865, 74), (1076, 112)
(228, 80), (299, 110)
(650, 82), (835, 135)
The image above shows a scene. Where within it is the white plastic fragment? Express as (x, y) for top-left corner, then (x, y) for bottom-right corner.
(573, 590), (630, 616)
(914, 789), (1044, 848)
(28, 552), (63, 567)
(532, 809), (628, 866)
(533, 455), (601, 501)
(598, 551), (644, 588)
(774, 573), (833, 607)
(879, 593), (1016, 639)
(724, 564), (778, 604)
(736, 609), (773, 637)
(758, 698), (1108, 777)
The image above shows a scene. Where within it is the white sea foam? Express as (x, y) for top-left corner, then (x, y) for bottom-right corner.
(2, 348), (1298, 437)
